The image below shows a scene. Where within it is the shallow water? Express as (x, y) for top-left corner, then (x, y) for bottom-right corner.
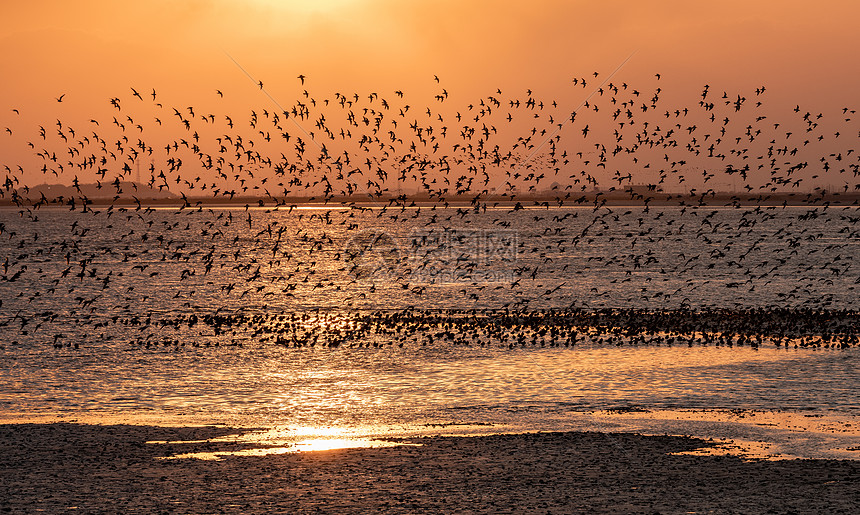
(4, 342), (858, 422)
(2, 205), (859, 321)
(2, 206), (859, 458)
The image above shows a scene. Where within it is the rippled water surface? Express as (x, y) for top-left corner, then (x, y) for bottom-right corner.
(2, 206), (859, 457)
(3, 341), (858, 425)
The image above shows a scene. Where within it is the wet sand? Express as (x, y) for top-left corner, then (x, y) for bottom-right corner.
(2, 424), (859, 514)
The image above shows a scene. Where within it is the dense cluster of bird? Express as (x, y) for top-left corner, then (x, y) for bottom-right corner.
(1, 72), (860, 350)
(118, 308), (860, 351)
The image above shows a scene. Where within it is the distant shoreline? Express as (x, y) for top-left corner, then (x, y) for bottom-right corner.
(3, 190), (859, 208)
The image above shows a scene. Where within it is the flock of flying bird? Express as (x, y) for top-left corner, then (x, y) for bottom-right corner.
(1, 71), (860, 351)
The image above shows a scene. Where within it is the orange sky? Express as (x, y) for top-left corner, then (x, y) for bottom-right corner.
(3, 1), (857, 95)
(2, 1), (860, 193)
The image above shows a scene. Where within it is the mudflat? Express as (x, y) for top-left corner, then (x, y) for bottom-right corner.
(2, 423), (858, 514)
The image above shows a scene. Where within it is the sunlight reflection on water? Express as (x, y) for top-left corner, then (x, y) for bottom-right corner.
(155, 439), (421, 461)
(152, 425), (424, 460)
(3, 345), (858, 427)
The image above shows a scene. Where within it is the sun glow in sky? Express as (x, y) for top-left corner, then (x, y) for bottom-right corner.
(5, 1), (858, 101)
(252, 0), (362, 14)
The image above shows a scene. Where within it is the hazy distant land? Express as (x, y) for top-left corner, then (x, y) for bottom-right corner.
(3, 182), (859, 208)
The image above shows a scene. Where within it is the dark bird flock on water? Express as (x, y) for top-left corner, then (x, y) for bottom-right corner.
(2, 72), (860, 352)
